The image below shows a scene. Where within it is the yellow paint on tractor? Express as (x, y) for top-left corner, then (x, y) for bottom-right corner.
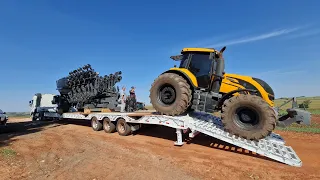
(166, 68), (274, 107)
(223, 73), (274, 107)
(181, 47), (217, 53)
(168, 68), (198, 87)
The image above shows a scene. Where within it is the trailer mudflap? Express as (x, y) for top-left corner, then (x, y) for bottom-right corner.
(276, 108), (311, 128)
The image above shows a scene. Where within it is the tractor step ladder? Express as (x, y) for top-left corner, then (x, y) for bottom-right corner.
(186, 112), (302, 167)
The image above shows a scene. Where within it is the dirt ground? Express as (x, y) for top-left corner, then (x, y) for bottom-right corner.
(0, 116), (320, 180)
(312, 114), (320, 124)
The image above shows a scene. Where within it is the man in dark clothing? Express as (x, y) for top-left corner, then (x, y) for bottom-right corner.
(126, 86), (137, 112)
(129, 86), (136, 98)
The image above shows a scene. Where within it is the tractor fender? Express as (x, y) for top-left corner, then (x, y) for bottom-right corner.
(216, 89), (258, 109)
(162, 68), (198, 88)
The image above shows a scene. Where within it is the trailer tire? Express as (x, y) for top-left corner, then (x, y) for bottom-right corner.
(103, 117), (116, 133)
(91, 116), (103, 131)
(116, 118), (131, 136)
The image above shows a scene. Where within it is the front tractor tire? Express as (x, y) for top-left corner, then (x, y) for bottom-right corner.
(221, 94), (276, 140)
(149, 73), (192, 116)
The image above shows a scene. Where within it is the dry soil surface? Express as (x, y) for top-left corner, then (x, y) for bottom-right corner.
(0, 116), (320, 180)
(312, 114), (320, 124)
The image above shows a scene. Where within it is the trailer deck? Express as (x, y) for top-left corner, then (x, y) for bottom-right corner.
(61, 111), (302, 167)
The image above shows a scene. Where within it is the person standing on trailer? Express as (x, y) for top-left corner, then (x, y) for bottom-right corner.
(119, 86), (127, 112)
(127, 86), (137, 111)
(129, 86), (136, 99)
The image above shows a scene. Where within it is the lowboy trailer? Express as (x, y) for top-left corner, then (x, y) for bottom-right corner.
(58, 110), (308, 167)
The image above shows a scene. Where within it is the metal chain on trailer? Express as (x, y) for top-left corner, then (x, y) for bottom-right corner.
(61, 112), (302, 167)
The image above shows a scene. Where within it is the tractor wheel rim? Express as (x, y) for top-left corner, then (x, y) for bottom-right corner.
(158, 84), (176, 106)
(233, 107), (260, 130)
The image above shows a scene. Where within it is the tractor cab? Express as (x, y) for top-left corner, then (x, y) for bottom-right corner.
(170, 47), (225, 93)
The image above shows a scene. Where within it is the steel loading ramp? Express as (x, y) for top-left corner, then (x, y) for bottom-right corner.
(187, 112), (302, 167)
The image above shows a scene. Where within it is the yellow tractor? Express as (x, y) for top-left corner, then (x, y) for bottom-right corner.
(149, 47), (310, 140)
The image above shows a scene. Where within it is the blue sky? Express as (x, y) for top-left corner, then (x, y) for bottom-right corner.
(0, 0), (320, 112)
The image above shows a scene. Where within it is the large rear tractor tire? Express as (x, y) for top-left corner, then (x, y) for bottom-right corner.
(149, 73), (192, 116)
(221, 94), (276, 140)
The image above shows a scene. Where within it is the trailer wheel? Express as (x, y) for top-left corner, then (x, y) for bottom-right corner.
(91, 116), (103, 131)
(116, 118), (131, 136)
(103, 117), (116, 133)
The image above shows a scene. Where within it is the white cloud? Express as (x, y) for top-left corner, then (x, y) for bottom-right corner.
(207, 27), (305, 47)
(249, 68), (306, 78)
(285, 29), (320, 39)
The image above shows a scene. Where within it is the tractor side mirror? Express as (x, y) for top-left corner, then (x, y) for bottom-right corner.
(170, 55), (182, 61)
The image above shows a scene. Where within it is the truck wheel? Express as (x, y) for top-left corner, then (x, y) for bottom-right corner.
(0, 120), (7, 126)
(39, 112), (45, 121)
(149, 73), (192, 116)
(116, 118), (131, 136)
(91, 116), (103, 131)
(31, 115), (37, 121)
(103, 117), (116, 133)
(221, 94), (276, 140)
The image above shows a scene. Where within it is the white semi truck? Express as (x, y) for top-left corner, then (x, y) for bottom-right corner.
(0, 109), (8, 125)
(29, 93), (60, 121)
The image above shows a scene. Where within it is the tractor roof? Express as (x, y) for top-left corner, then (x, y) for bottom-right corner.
(181, 47), (216, 53)
(170, 47), (217, 61)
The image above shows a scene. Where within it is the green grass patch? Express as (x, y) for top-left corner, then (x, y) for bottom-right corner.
(275, 96), (320, 110)
(6, 112), (30, 118)
(309, 109), (320, 115)
(0, 148), (17, 157)
(8, 115), (31, 118)
(276, 126), (320, 133)
(276, 121), (320, 133)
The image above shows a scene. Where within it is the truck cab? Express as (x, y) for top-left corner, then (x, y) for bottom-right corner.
(29, 93), (58, 121)
(0, 109), (8, 125)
